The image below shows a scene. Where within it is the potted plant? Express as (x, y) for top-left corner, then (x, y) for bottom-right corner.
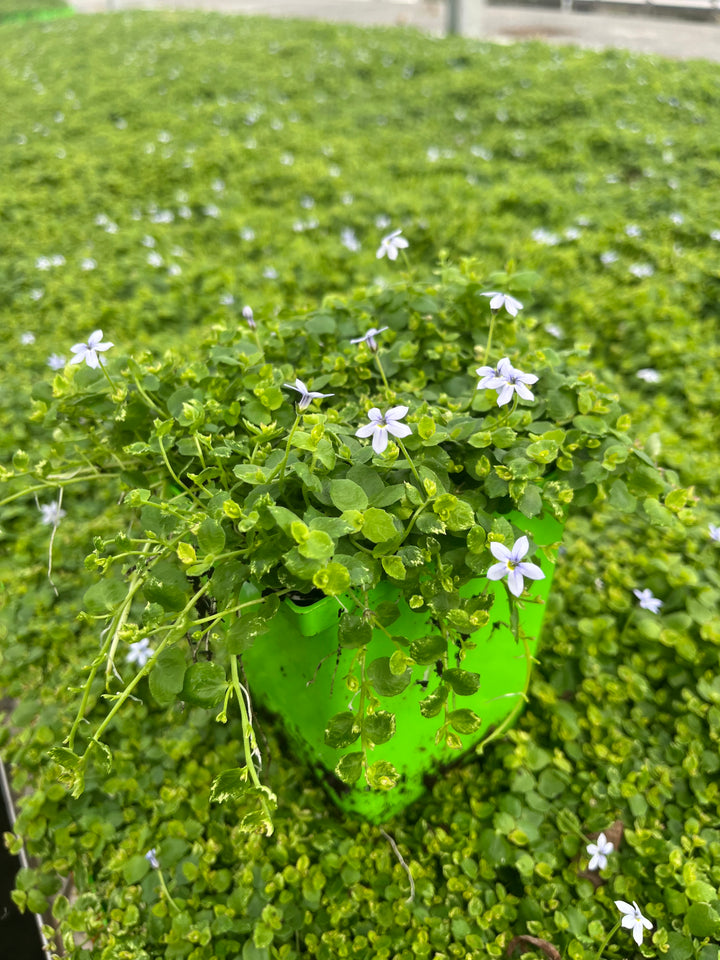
(2, 258), (674, 833)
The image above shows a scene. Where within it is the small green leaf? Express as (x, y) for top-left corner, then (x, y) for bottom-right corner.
(572, 414), (608, 436)
(609, 479), (637, 513)
(686, 880), (717, 903)
(149, 646), (187, 706)
(367, 657), (412, 697)
(686, 903), (720, 938)
(329, 479), (369, 512)
(210, 767), (250, 803)
(181, 661), (227, 708)
(420, 685), (448, 718)
(335, 753), (363, 785)
(313, 562), (351, 596)
(48, 747), (81, 771)
(123, 854), (150, 885)
(362, 710), (396, 745)
(448, 708), (482, 734)
(381, 555), (406, 579)
(366, 760), (399, 790)
(362, 508), (399, 543)
(298, 529), (334, 560)
(443, 668), (481, 696)
(324, 711), (360, 749)
(518, 485), (543, 518)
(197, 517), (226, 555)
(177, 542), (197, 564)
(83, 578), (127, 615)
(644, 497), (674, 527)
(409, 634), (447, 665)
(389, 650), (412, 675)
(226, 615), (268, 654)
(338, 614), (371, 649)
(526, 439), (559, 464)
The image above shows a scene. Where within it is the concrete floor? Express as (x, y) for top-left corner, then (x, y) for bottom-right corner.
(70, 0), (720, 62)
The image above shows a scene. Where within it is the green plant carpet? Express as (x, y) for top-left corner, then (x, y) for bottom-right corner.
(0, 11), (719, 960)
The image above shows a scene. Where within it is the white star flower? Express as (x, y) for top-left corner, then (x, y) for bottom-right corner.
(482, 292), (523, 316)
(39, 500), (66, 526)
(614, 901), (652, 947)
(486, 536), (545, 598)
(20, 332), (36, 345)
(586, 832), (614, 871)
(376, 229), (408, 261)
(126, 638), (153, 668)
(636, 368), (661, 383)
(356, 406), (412, 455)
(47, 353), (66, 370)
(709, 524), (720, 542)
(350, 327), (388, 352)
(476, 357), (538, 406)
(633, 588), (663, 614)
(283, 378), (333, 411)
(69, 330), (114, 369)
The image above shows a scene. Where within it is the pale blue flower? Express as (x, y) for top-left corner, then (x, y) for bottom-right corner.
(350, 327), (388, 352)
(242, 305), (256, 330)
(614, 901), (652, 947)
(587, 832), (614, 871)
(476, 357), (538, 406)
(126, 638), (153, 668)
(20, 332), (36, 345)
(356, 406), (411, 454)
(482, 292), (523, 316)
(39, 501), (65, 526)
(710, 524), (720, 542)
(376, 229), (408, 261)
(47, 354), (66, 370)
(145, 848), (160, 870)
(69, 330), (113, 369)
(283, 378), (333, 411)
(486, 536), (545, 598)
(633, 588), (662, 614)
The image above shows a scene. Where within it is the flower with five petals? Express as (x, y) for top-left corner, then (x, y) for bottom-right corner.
(356, 406), (412, 454)
(476, 356), (538, 406)
(482, 291), (523, 316)
(376, 229), (408, 261)
(614, 901), (652, 947)
(69, 330), (113, 369)
(283, 378), (334, 411)
(586, 832), (614, 871)
(486, 536), (545, 598)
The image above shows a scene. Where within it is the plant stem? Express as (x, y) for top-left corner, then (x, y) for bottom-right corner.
(130, 371), (164, 415)
(0, 473), (121, 508)
(78, 582), (210, 755)
(105, 548), (151, 686)
(156, 868), (181, 914)
(594, 920), (621, 960)
(230, 656), (274, 831)
(374, 353), (391, 397)
(266, 412), (301, 482)
(99, 361), (117, 393)
(484, 308), (497, 361)
(396, 439), (423, 488)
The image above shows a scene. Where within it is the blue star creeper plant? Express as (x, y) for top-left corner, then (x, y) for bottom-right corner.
(0, 258), (683, 834)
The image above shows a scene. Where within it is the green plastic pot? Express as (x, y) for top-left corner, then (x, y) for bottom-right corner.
(243, 509), (564, 823)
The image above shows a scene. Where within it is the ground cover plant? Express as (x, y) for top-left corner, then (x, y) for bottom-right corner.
(1, 9), (720, 960)
(0, 0), (70, 24)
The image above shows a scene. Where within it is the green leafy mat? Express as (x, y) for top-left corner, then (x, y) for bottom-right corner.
(1, 11), (719, 959)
